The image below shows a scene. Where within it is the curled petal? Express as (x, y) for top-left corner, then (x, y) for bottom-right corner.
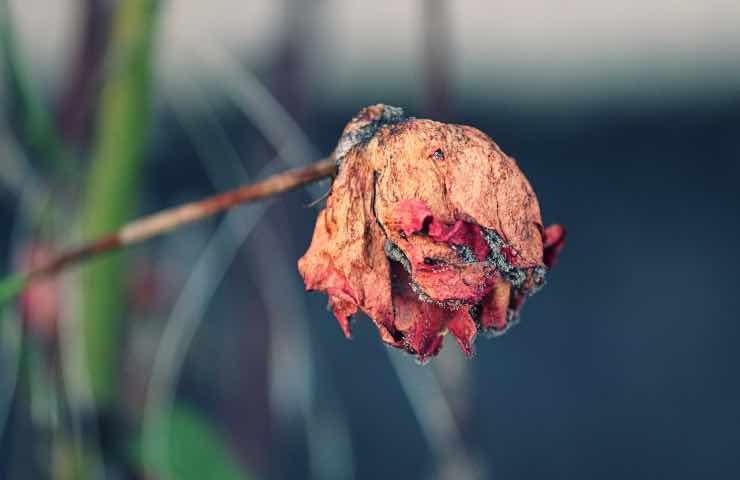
(447, 309), (478, 357)
(328, 295), (357, 338)
(394, 199), (434, 237)
(479, 277), (512, 335)
(428, 221), (490, 262)
(543, 224), (566, 268)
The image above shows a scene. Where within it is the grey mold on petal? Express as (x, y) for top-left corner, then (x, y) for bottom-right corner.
(334, 104), (407, 168)
(451, 244), (477, 264)
(384, 240), (411, 273)
(482, 228), (528, 288)
(480, 226), (550, 330)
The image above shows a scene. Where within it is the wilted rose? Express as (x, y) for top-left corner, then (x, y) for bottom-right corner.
(299, 105), (565, 362)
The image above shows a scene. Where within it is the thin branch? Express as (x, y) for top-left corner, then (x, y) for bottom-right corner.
(1, 158), (336, 302)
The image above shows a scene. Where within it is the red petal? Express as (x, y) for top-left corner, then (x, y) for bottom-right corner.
(391, 262), (447, 361)
(543, 224), (566, 268)
(304, 265), (358, 304)
(328, 294), (357, 338)
(411, 263), (496, 304)
(301, 264), (359, 336)
(447, 309), (477, 357)
(428, 220), (490, 261)
(479, 278), (511, 333)
(395, 199), (434, 236)
(393, 200), (490, 261)
(390, 200), (497, 304)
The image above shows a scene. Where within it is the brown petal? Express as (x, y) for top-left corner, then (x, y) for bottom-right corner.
(479, 277), (512, 334)
(447, 309), (478, 357)
(328, 294), (357, 338)
(443, 125), (545, 268)
(391, 262), (446, 361)
(298, 148), (396, 344)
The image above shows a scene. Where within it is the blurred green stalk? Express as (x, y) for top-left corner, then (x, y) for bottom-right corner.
(82, 0), (160, 407)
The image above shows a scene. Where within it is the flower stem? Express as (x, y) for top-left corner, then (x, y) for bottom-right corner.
(0, 158), (336, 306)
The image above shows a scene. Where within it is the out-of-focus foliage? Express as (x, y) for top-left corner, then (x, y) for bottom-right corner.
(0, 0), (66, 167)
(137, 405), (252, 480)
(0, 275), (26, 309)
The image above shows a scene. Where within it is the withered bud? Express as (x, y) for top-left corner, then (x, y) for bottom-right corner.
(299, 104), (565, 362)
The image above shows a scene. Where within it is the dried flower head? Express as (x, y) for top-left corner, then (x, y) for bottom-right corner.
(298, 104), (565, 362)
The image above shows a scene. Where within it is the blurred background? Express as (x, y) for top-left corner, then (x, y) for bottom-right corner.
(1, 0), (739, 479)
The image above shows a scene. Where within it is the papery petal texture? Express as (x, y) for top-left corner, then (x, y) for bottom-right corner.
(298, 104), (565, 361)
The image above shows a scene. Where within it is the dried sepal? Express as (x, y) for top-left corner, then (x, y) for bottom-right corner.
(298, 104), (565, 361)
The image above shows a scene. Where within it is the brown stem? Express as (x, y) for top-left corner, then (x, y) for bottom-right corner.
(56, 0), (113, 145)
(25, 157), (336, 281)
